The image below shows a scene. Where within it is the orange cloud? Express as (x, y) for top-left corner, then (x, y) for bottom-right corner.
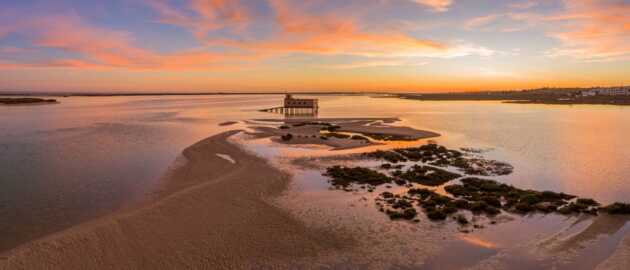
(1, 14), (249, 71)
(257, 0), (448, 57)
(2, 0), (492, 73)
(192, 0), (249, 26)
(139, 0), (499, 63)
(412, 0), (453, 12)
(464, 14), (500, 29)
(146, 0), (251, 40)
(547, 0), (630, 61)
(183, 0), (490, 59)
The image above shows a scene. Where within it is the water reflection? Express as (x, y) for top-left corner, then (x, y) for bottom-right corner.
(0, 95), (282, 252)
(1, 94), (630, 262)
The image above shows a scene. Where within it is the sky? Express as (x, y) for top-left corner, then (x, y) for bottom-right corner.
(0, 0), (628, 93)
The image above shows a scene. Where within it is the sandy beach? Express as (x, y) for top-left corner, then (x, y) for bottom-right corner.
(0, 130), (345, 269)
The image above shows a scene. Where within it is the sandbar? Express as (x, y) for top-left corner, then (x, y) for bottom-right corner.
(0, 130), (344, 269)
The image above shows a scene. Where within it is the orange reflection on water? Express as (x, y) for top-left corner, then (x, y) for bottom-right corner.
(544, 107), (630, 203)
(458, 235), (498, 249)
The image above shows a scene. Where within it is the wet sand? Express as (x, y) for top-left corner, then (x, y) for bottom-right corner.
(596, 232), (630, 270)
(2, 125), (629, 269)
(249, 117), (440, 150)
(0, 130), (345, 269)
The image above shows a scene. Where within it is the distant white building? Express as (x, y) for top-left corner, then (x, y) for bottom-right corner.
(582, 87), (630, 97)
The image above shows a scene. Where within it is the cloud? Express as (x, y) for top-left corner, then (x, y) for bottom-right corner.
(248, 0), (450, 57)
(0, 14), (246, 71)
(148, 0), (489, 59)
(145, 0), (251, 40)
(509, 1), (538, 10)
(0, 46), (30, 54)
(547, 0), (630, 61)
(1, 0), (493, 71)
(462, 0), (629, 61)
(412, 0), (453, 12)
(464, 14), (500, 29)
(463, 11), (545, 32)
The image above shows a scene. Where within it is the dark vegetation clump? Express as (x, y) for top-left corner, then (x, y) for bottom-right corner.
(455, 214), (469, 225)
(380, 163), (404, 171)
(394, 144), (460, 162)
(321, 125), (341, 132)
(399, 165), (461, 186)
(426, 209), (447, 220)
(601, 203), (630, 215)
(557, 203), (586, 215)
(323, 144), (630, 228)
(376, 189), (464, 221)
(0, 98), (57, 105)
(443, 177), (605, 216)
(577, 198), (600, 206)
(281, 133), (293, 141)
(407, 188), (435, 199)
(451, 158), (514, 176)
(327, 125), (341, 132)
(385, 208), (418, 220)
(292, 121), (332, 127)
(376, 192), (418, 220)
(365, 150), (407, 163)
(367, 143), (514, 176)
(362, 133), (416, 141)
(324, 166), (392, 188)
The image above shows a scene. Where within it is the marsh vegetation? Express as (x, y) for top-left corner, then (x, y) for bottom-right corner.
(323, 143), (630, 229)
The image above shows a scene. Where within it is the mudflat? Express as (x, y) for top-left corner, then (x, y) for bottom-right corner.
(0, 130), (345, 269)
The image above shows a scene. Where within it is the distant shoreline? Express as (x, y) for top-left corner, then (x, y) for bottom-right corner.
(3, 91), (630, 106)
(398, 93), (630, 106)
(0, 98), (58, 105)
(0, 92), (377, 97)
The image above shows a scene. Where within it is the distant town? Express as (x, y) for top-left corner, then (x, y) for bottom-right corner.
(398, 86), (630, 105)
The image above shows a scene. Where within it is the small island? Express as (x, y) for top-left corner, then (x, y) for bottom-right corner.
(0, 97), (58, 105)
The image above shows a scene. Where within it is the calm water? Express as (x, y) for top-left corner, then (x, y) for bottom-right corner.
(1, 94), (630, 254)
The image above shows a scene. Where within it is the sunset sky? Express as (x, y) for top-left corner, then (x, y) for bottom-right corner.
(0, 0), (628, 93)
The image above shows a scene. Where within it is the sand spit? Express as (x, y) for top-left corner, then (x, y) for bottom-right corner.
(0, 130), (345, 270)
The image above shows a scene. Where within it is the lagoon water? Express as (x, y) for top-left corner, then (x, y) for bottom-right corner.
(2, 94), (630, 260)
